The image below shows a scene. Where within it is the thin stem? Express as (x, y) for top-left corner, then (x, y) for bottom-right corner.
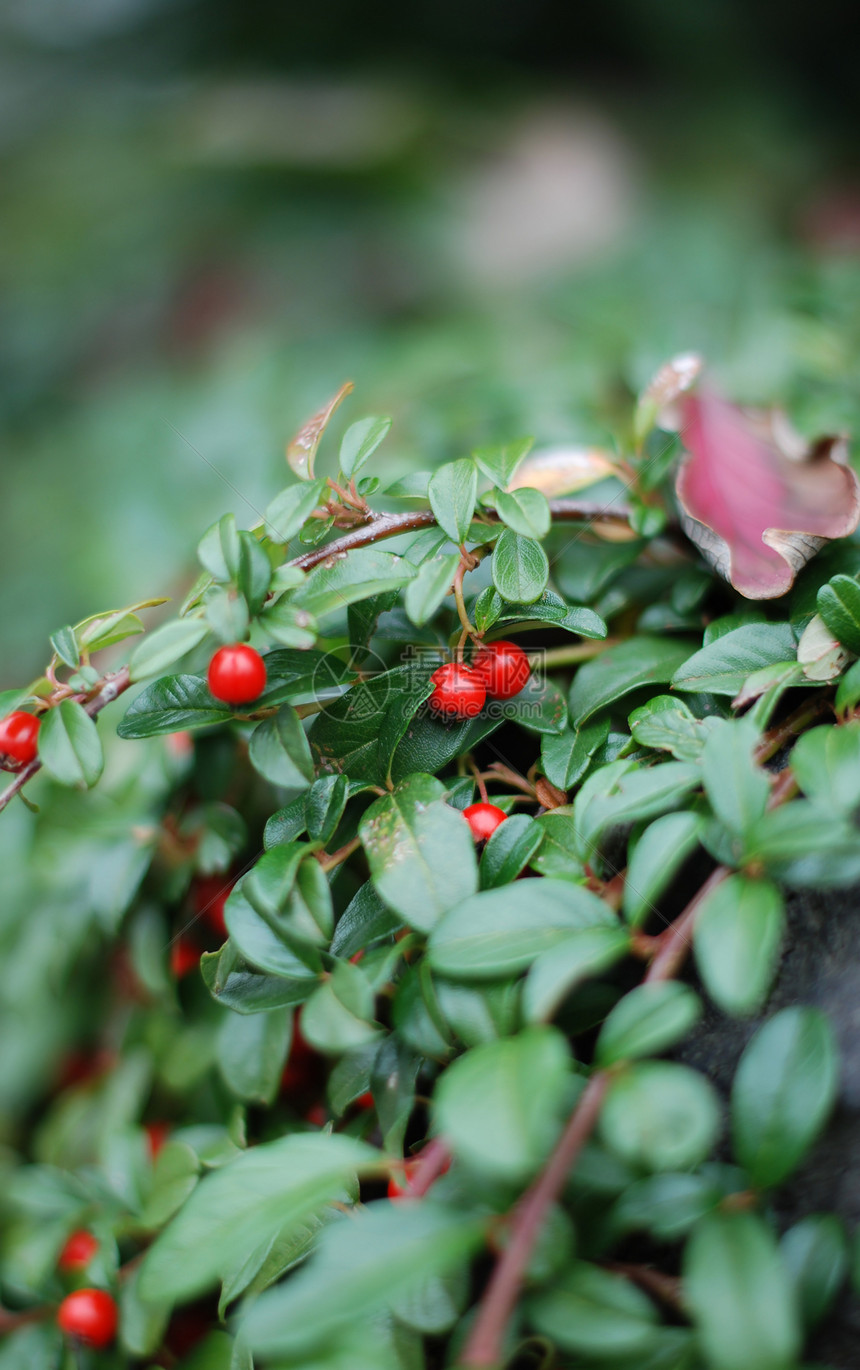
(289, 499), (632, 574)
(528, 640), (617, 670)
(645, 866), (729, 983)
(468, 760), (489, 804)
(453, 561), (478, 645)
(754, 695), (831, 763)
(408, 1135), (453, 1197)
(318, 835), (362, 873)
(459, 1073), (610, 1367)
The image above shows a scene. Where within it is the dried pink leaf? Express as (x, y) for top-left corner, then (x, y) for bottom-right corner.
(287, 380), (354, 481)
(508, 445), (619, 497)
(675, 389), (860, 599)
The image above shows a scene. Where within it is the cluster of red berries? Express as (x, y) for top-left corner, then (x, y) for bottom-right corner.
(207, 643), (267, 705)
(428, 639), (529, 720)
(0, 710), (41, 768)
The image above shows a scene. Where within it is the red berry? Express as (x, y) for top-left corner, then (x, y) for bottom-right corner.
(57, 1289), (118, 1349)
(353, 1091), (374, 1111)
(472, 640), (530, 700)
(58, 1230), (99, 1272)
(145, 1121), (171, 1162)
(207, 644), (267, 706)
(388, 1159), (419, 1200)
(428, 663), (486, 719)
(170, 938), (200, 979)
(0, 711), (40, 765)
(463, 802), (507, 842)
(305, 1103), (328, 1127)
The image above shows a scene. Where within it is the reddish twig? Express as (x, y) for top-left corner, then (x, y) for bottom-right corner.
(644, 866), (729, 983)
(459, 1073), (609, 1367)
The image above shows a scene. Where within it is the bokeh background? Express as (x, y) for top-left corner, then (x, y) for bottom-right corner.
(3, 0), (860, 683)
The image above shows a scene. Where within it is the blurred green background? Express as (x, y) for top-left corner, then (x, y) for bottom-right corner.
(3, 0), (860, 683)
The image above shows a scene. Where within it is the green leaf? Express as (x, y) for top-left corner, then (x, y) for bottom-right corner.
(404, 553), (459, 627)
(198, 513), (237, 582)
(622, 811), (703, 926)
(817, 574), (860, 653)
(575, 761), (701, 861)
(248, 705), (314, 788)
(201, 947), (313, 1013)
(428, 878), (616, 979)
(434, 1027), (570, 1180)
(694, 874), (784, 1015)
(732, 1008), (838, 1188)
(50, 625), (79, 669)
(479, 814), (543, 889)
(684, 1212), (800, 1370)
(570, 637), (695, 725)
(302, 961), (381, 1054)
(225, 883), (323, 980)
(596, 983), (703, 1066)
(359, 774), (477, 933)
(701, 719), (770, 836)
(672, 623), (797, 696)
(118, 674), (232, 737)
(243, 1199), (486, 1358)
(472, 437), (533, 487)
(305, 773), (349, 844)
(292, 547), (416, 619)
(311, 666), (434, 786)
(340, 416), (392, 479)
(389, 709), (502, 786)
(120, 1264), (170, 1358)
(217, 1009), (292, 1105)
(628, 695), (720, 762)
(530, 811), (585, 880)
(492, 529), (549, 604)
(259, 599), (318, 649)
(541, 718), (610, 790)
(235, 530), (272, 612)
(835, 657), (860, 715)
(370, 1036), (422, 1153)
(528, 1262), (659, 1359)
(38, 700), (104, 788)
(330, 881), (403, 959)
(264, 478), (326, 542)
(492, 671), (568, 735)
(127, 619), (212, 682)
(780, 1214), (848, 1330)
(138, 1133), (383, 1305)
(600, 1062), (720, 1170)
(790, 721), (860, 814)
(428, 458), (478, 544)
(140, 1139), (201, 1230)
(493, 592), (607, 640)
(523, 925), (631, 1023)
(493, 485), (551, 539)
(384, 470), (432, 498)
(743, 800), (860, 887)
(611, 1172), (721, 1241)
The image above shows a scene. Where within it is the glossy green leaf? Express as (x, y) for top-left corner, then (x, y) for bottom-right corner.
(541, 718), (610, 790)
(138, 1133), (383, 1305)
(38, 700), (104, 788)
(701, 719), (770, 834)
(570, 637), (694, 725)
(817, 574), (860, 653)
(292, 547), (416, 619)
(264, 478), (326, 543)
(731, 1008), (838, 1188)
(694, 874), (784, 1015)
(492, 529), (549, 604)
(201, 947), (313, 1013)
(596, 982), (702, 1066)
(790, 721), (860, 814)
(493, 485), (551, 539)
(118, 674), (232, 737)
(684, 1212), (800, 1370)
(428, 458), (478, 544)
(575, 761), (700, 861)
(217, 1009), (292, 1104)
(248, 705), (314, 789)
(600, 1062), (720, 1170)
(428, 878), (616, 979)
(529, 1262), (659, 1359)
(330, 881), (403, 959)
(780, 1214), (848, 1330)
(743, 800), (860, 887)
(404, 552), (459, 626)
(672, 622), (797, 695)
(359, 773), (477, 933)
(305, 773), (349, 844)
(301, 961), (381, 1054)
(523, 925), (631, 1023)
(243, 1199), (486, 1358)
(628, 694), (720, 762)
(434, 1027), (570, 1180)
(339, 416), (392, 479)
(259, 599), (318, 649)
(479, 814), (543, 889)
(622, 811), (703, 926)
(472, 437), (533, 487)
(311, 666), (434, 786)
(50, 625), (79, 669)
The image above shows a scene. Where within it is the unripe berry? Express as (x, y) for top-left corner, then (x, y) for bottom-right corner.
(58, 1230), (99, 1272)
(57, 1289), (118, 1349)
(428, 663), (486, 719)
(472, 639), (530, 700)
(463, 802), (507, 842)
(0, 710), (40, 765)
(207, 644), (267, 706)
